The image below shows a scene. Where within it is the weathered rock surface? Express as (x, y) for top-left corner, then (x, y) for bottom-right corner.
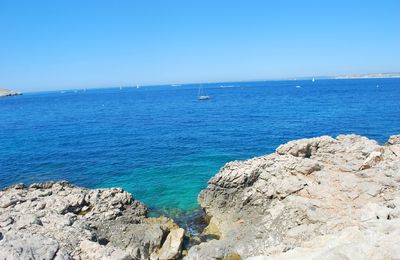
(187, 134), (400, 259)
(0, 182), (184, 259)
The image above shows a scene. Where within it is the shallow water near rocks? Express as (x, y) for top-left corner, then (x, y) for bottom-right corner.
(1, 79), (400, 216)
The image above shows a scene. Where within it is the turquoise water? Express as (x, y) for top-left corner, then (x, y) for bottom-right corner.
(1, 79), (400, 214)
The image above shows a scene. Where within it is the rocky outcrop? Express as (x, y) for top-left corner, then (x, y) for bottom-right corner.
(0, 182), (185, 260)
(188, 134), (400, 259)
(0, 88), (22, 97)
(2, 134), (400, 259)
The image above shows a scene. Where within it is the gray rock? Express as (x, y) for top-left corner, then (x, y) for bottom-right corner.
(79, 240), (133, 260)
(0, 182), (183, 260)
(188, 134), (400, 259)
(2, 133), (400, 259)
(0, 230), (70, 260)
(249, 220), (400, 259)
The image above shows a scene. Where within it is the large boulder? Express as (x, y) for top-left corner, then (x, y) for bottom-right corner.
(0, 181), (184, 259)
(156, 228), (185, 260)
(187, 134), (400, 259)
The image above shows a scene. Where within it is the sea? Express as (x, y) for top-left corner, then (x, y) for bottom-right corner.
(1, 78), (399, 220)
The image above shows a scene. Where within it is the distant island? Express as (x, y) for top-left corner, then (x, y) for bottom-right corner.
(0, 88), (22, 97)
(336, 73), (400, 79)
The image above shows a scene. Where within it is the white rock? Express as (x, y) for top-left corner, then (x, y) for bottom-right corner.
(157, 228), (185, 260)
(191, 134), (400, 259)
(79, 240), (132, 260)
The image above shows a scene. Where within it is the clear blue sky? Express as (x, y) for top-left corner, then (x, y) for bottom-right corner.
(1, 0), (399, 91)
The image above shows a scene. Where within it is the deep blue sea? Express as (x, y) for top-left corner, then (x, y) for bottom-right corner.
(1, 79), (400, 216)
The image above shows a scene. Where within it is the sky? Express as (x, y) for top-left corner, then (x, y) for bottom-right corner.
(0, 0), (399, 91)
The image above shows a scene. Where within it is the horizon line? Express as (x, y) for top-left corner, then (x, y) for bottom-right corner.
(7, 72), (400, 94)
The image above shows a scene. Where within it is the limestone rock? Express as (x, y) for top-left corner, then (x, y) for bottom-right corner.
(157, 228), (185, 260)
(388, 134), (400, 145)
(0, 182), (183, 259)
(0, 230), (70, 260)
(276, 136), (335, 158)
(188, 134), (400, 259)
(250, 220), (400, 260)
(2, 133), (400, 259)
(79, 240), (132, 260)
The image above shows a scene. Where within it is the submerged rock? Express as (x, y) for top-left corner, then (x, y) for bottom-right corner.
(187, 134), (400, 259)
(0, 181), (184, 259)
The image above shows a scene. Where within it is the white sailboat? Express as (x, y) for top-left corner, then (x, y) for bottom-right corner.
(197, 85), (210, 100)
(312, 78), (315, 82)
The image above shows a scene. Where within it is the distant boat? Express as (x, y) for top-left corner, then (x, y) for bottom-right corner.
(312, 78), (315, 82)
(296, 85), (301, 88)
(197, 85), (210, 100)
(119, 86), (123, 90)
(376, 85), (380, 88)
(136, 84), (140, 89)
(198, 95), (210, 100)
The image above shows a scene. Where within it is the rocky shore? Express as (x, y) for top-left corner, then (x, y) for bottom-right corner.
(0, 182), (185, 259)
(188, 134), (400, 259)
(1, 134), (400, 259)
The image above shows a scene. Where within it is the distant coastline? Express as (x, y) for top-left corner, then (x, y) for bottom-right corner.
(6, 73), (400, 94)
(0, 88), (22, 97)
(335, 73), (400, 79)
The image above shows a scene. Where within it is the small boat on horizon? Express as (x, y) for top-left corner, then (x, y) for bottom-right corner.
(198, 95), (210, 100)
(197, 85), (210, 100)
(312, 78), (315, 82)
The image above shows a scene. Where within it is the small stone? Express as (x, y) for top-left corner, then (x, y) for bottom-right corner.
(388, 135), (400, 145)
(157, 228), (185, 260)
